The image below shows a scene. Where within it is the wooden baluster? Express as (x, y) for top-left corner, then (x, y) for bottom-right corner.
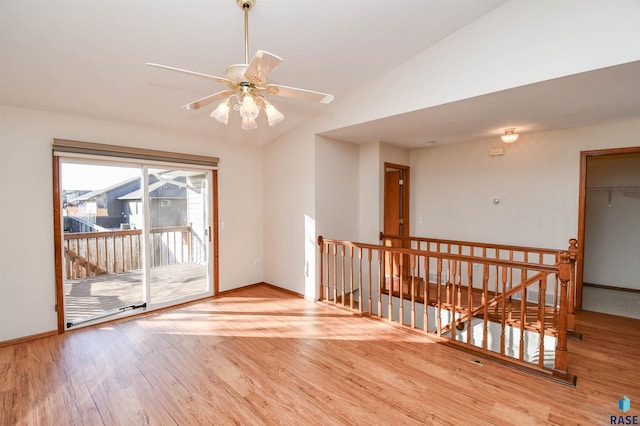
(164, 232), (168, 266)
(493, 249), (499, 309)
(436, 258), (443, 337)
(554, 252), (571, 376)
(508, 250), (513, 300)
(367, 248), (372, 315)
(129, 234), (133, 270)
(410, 254), (416, 329)
(333, 243), (338, 304)
(479, 248), (485, 305)
(317, 237), (324, 302)
(85, 236), (90, 276)
(538, 272), (547, 369)
(500, 266), (507, 357)
(567, 238), (578, 330)
(388, 248), (393, 321)
(180, 231), (184, 263)
(94, 237), (99, 273)
(358, 247), (363, 312)
(325, 242), (330, 302)
(447, 245), (452, 307)
(120, 234), (125, 271)
(341, 245), (346, 307)
(75, 239), (80, 278)
(65, 240), (70, 280)
(519, 269), (527, 361)
(399, 253), (404, 325)
(138, 233), (142, 269)
(104, 236), (109, 273)
(456, 260), (462, 308)
(483, 264), (489, 351)
(424, 255), (429, 332)
(188, 228), (192, 262)
(173, 231), (177, 265)
(467, 261), (473, 345)
(349, 246), (354, 309)
(112, 235), (117, 272)
(445, 259), (451, 306)
(377, 248), (383, 317)
(554, 264), (560, 329)
(333, 244), (338, 303)
(504, 265), (511, 321)
(450, 259), (457, 336)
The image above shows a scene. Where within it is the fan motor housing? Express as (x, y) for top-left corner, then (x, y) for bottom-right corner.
(237, 0), (255, 10)
(225, 64), (250, 84)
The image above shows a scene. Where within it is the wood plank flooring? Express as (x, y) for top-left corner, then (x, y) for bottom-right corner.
(1, 284), (639, 425)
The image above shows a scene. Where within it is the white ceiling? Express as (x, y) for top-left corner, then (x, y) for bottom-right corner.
(1, 1), (639, 148)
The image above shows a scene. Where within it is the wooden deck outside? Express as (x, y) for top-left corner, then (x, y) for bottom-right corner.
(64, 263), (207, 325)
(2, 284), (639, 425)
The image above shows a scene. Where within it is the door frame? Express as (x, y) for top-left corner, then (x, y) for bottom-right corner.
(576, 145), (640, 310)
(383, 162), (410, 239)
(383, 162), (410, 292)
(53, 150), (219, 333)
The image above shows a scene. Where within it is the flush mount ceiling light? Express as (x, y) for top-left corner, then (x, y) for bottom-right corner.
(501, 128), (519, 144)
(147, 0), (334, 130)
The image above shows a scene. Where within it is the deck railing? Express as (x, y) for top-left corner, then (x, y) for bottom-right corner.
(63, 225), (196, 279)
(318, 234), (577, 382)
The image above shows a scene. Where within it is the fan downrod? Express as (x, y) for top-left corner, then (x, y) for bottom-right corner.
(237, 0), (255, 10)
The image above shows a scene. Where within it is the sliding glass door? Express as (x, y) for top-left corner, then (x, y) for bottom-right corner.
(59, 158), (214, 328)
(146, 168), (210, 305)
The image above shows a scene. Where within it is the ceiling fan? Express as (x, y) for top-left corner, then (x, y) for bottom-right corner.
(147, 0), (334, 130)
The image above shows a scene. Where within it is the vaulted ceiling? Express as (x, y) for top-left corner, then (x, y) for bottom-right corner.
(2, 1), (639, 148)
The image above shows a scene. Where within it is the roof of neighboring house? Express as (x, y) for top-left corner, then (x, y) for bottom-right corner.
(118, 180), (186, 200)
(67, 176), (140, 203)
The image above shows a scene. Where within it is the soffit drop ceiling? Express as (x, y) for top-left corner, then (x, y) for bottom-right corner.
(320, 60), (640, 148)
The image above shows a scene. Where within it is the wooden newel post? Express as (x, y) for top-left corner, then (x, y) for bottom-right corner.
(567, 238), (578, 330)
(317, 236), (324, 302)
(554, 251), (571, 376)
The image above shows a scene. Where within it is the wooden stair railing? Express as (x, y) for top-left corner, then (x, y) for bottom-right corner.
(380, 233), (578, 332)
(318, 235), (577, 383)
(64, 246), (108, 278)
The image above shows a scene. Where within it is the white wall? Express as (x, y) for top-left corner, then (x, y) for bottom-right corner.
(410, 117), (640, 250)
(0, 104), (263, 341)
(315, 137), (359, 243)
(583, 154), (640, 289)
(262, 126), (315, 296)
(358, 142), (380, 244)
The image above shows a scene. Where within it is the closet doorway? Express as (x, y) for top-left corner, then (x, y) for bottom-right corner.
(578, 147), (640, 319)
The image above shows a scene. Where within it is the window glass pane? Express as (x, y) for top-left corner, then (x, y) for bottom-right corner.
(61, 162), (144, 327)
(147, 168), (210, 304)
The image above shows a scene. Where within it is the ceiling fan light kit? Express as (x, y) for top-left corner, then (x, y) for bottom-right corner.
(501, 127), (519, 144)
(147, 0), (333, 130)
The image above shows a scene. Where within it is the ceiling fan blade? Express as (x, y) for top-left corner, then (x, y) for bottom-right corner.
(265, 84), (334, 104)
(146, 63), (231, 85)
(182, 90), (235, 111)
(244, 50), (282, 84)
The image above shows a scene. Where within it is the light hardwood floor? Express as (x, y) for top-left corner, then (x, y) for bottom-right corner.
(1, 284), (638, 425)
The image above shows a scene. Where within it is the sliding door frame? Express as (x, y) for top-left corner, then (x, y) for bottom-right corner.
(52, 140), (219, 333)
